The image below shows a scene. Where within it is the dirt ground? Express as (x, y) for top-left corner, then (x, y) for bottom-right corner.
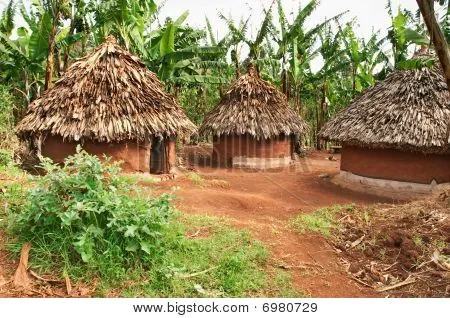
(331, 194), (450, 297)
(2, 149), (433, 298)
(154, 149), (396, 297)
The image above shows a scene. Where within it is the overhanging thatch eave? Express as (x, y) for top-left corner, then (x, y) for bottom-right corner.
(320, 60), (450, 155)
(199, 64), (309, 139)
(16, 36), (196, 143)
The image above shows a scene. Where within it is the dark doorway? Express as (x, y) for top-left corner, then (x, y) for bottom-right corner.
(150, 137), (168, 174)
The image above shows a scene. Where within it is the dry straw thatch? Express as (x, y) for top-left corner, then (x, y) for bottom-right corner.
(320, 56), (450, 154)
(16, 36), (196, 143)
(199, 64), (309, 139)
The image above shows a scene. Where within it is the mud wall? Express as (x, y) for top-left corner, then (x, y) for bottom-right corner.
(341, 144), (450, 184)
(168, 139), (176, 168)
(42, 135), (151, 173)
(212, 134), (293, 166)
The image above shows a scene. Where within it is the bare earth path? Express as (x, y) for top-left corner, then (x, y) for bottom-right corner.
(156, 152), (393, 297)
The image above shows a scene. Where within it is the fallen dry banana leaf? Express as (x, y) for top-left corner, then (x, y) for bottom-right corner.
(13, 242), (31, 288)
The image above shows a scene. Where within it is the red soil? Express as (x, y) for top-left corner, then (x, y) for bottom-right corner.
(157, 151), (395, 297)
(0, 151), (396, 297)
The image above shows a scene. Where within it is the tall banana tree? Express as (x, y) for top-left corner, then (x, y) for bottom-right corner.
(42, 0), (69, 90)
(87, 0), (158, 55)
(0, 0), (16, 36)
(272, 0), (348, 100)
(386, 0), (430, 67)
(339, 22), (388, 96)
(313, 25), (349, 149)
(0, 1), (53, 104)
(416, 0), (450, 90)
(218, 13), (250, 78)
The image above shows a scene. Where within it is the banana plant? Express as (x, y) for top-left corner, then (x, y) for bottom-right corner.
(0, 0), (16, 36)
(386, 0), (430, 67)
(272, 0), (348, 100)
(87, 0), (158, 56)
(339, 22), (389, 95)
(218, 13), (250, 78)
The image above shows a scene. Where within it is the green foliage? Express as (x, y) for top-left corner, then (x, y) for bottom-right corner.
(0, 85), (15, 134)
(5, 147), (172, 270)
(0, 149), (13, 166)
(0, 85), (18, 152)
(187, 172), (204, 186)
(114, 214), (297, 297)
(0, 150), (293, 297)
(397, 56), (436, 69)
(1, 0), (448, 149)
(291, 205), (353, 237)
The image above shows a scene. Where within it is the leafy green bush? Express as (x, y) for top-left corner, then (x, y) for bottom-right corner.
(0, 149), (12, 166)
(0, 85), (18, 152)
(0, 85), (15, 133)
(6, 147), (172, 271)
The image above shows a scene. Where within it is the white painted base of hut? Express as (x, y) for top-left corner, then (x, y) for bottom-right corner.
(333, 171), (449, 200)
(232, 156), (294, 170)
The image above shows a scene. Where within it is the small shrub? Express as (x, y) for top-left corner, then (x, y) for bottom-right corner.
(0, 85), (19, 152)
(0, 149), (12, 166)
(5, 147), (173, 275)
(187, 172), (204, 186)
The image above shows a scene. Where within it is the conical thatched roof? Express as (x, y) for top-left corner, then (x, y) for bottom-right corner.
(199, 64), (309, 139)
(16, 36), (196, 142)
(320, 57), (450, 154)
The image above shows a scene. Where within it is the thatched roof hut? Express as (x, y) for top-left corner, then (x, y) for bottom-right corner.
(320, 57), (450, 154)
(16, 35), (196, 143)
(320, 56), (450, 198)
(199, 64), (309, 168)
(16, 36), (196, 173)
(199, 64), (309, 139)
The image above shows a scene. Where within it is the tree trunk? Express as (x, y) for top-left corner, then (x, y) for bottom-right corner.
(316, 81), (328, 150)
(63, 19), (76, 72)
(416, 0), (450, 91)
(45, 22), (57, 90)
(234, 59), (240, 79)
(352, 66), (356, 95)
(55, 47), (62, 77)
(282, 69), (290, 100)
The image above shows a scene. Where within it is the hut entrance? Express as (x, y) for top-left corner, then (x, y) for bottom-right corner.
(150, 137), (169, 174)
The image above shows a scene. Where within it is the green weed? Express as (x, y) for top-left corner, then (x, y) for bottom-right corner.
(187, 172), (204, 186)
(119, 174), (157, 186)
(291, 205), (354, 237)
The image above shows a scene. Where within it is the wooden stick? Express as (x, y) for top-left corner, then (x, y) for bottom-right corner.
(376, 277), (416, 292)
(176, 266), (218, 279)
(29, 270), (62, 284)
(349, 276), (373, 288)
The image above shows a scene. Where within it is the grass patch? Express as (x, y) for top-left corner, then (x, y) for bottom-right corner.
(119, 173), (158, 186)
(109, 214), (277, 297)
(291, 205), (353, 237)
(187, 172), (204, 186)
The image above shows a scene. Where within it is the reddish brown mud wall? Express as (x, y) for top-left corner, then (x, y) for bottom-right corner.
(168, 139), (176, 168)
(341, 144), (450, 184)
(42, 135), (151, 173)
(212, 134), (293, 166)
